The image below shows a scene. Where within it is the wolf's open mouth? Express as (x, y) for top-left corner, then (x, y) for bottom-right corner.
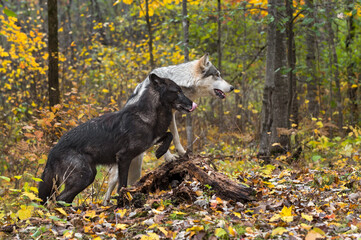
(214, 89), (226, 99)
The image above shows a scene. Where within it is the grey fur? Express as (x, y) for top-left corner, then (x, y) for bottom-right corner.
(103, 54), (234, 205)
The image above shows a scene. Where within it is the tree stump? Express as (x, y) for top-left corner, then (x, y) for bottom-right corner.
(118, 154), (254, 207)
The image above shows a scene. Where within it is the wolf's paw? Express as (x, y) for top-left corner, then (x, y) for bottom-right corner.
(176, 147), (186, 156)
(164, 151), (178, 162)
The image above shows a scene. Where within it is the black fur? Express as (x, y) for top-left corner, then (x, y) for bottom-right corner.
(38, 74), (193, 204)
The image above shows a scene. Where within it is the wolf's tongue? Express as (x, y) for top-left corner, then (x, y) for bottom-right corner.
(190, 102), (197, 112)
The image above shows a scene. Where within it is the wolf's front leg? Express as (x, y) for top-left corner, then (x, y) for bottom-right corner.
(168, 112), (186, 160)
(155, 132), (173, 159)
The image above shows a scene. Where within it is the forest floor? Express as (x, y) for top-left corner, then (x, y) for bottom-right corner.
(1, 151), (361, 239)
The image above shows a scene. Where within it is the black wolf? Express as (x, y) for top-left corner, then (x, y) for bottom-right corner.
(104, 54), (234, 204)
(38, 74), (197, 204)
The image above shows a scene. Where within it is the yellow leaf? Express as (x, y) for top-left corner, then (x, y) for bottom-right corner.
(55, 207), (68, 216)
(115, 223), (128, 230)
(22, 192), (42, 201)
(149, 223), (158, 229)
(228, 226), (236, 236)
(126, 192), (133, 201)
(312, 227), (325, 235)
(93, 237), (102, 240)
(63, 231), (73, 238)
(311, 117), (317, 121)
(186, 225), (204, 232)
(280, 206), (294, 223)
(158, 226), (168, 236)
(116, 208), (127, 218)
(232, 211), (242, 218)
(17, 205), (33, 220)
(214, 228), (227, 237)
(234, 89), (240, 93)
(123, 0), (133, 4)
(172, 211), (186, 215)
(78, 113), (84, 119)
(83, 210), (96, 221)
(300, 223), (312, 230)
(102, 88), (109, 93)
(269, 214), (281, 222)
(316, 121), (323, 128)
(140, 232), (160, 240)
(351, 84), (358, 88)
(271, 227), (288, 236)
(301, 213), (313, 221)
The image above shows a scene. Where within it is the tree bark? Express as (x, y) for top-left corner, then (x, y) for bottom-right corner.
(145, 0), (155, 69)
(48, 0), (60, 107)
(118, 155), (253, 207)
(182, 0), (193, 152)
(346, 0), (358, 126)
(259, 0), (276, 158)
(217, 0), (224, 132)
(259, 0), (289, 158)
(305, 0), (319, 118)
(286, 0), (298, 128)
(325, 1), (343, 129)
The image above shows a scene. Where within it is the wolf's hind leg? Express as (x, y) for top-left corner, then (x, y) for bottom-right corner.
(104, 153), (144, 205)
(103, 166), (118, 205)
(127, 153), (144, 185)
(57, 159), (97, 204)
(116, 153), (133, 192)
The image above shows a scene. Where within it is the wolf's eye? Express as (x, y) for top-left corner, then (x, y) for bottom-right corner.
(215, 71), (221, 78)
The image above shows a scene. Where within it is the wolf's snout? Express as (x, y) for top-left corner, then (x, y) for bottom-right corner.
(189, 102), (197, 112)
(230, 86), (235, 92)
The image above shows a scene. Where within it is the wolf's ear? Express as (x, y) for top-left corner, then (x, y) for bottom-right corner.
(149, 73), (165, 86)
(199, 53), (210, 72)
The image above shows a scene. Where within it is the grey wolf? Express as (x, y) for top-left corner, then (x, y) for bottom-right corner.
(103, 53), (233, 204)
(38, 74), (196, 204)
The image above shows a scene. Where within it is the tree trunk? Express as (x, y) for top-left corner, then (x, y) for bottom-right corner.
(259, 0), (289, 158)
(259, 0), (276, 158)
(305, 0), (319, 118)
(217, 0), (224, 132)
(182, 0), (193, 152)
(346, 0), (358, 126)
(325, 2), (343, 129)
(145, 0), (155, 69)
(286, 0), (298, 128)
(48, 0), (60, 107)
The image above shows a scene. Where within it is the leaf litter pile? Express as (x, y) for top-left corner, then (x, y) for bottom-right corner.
(2, 154), (361, 239)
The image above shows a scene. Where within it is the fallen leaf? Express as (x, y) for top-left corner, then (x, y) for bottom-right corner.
(271, 227), (288, 236)
(301, 213), (313, 222)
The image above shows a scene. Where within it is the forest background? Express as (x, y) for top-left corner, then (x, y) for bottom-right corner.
(1, 0), (361, 239)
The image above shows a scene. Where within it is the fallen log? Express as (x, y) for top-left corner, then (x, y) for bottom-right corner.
(118, 154), (254, 207)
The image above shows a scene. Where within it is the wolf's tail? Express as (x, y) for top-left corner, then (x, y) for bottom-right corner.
(38, 164), (58, 204)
